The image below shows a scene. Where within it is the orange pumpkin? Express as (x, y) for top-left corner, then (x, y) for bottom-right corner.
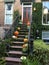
(14, 31), (19, 36)
(17, 27), (20, 30)
(24, 38), (28, 43)
(27, 21), (30, 26)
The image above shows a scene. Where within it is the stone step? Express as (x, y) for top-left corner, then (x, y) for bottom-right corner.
(19, 32), (28, 35)
(8, 51), (23, 55)
(10, 46), (22, 51)
(18, 24), (27, 27)
(17, 35), (25, 38)
(6, 62), (22, 65)
(12, 41), (24, 44)
(7, 51), (27, 58)
(5, 57), (21, 63)
(10, 46), (22, 49)
(12, 38), (24, 42)
(12, 41), (24, 46)
(20, 28), (28, 30)
(18, 33), (28, 35)
(11, 40), (24, 46)
(13, 38), (24, 40)
(19, 30), (28, 32)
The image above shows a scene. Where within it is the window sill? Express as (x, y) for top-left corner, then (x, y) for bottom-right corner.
(42, 23), (49, 26)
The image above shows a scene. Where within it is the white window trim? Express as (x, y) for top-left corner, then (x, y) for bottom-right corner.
(42, 1), (49, 25)
(4, 3), (14, 25)
(22, 3), (32, 22)
(42, 31), (49, 40)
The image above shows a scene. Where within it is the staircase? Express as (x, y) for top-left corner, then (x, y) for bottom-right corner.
(5, 24), (29, 65)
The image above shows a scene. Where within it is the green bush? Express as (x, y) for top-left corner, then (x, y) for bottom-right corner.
(0, 57), (6, 65)
(33, 40), (49, 65)
(0, 41), (6, 58)
(21, 40), (49, 65)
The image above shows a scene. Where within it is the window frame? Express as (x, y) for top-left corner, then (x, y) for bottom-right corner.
(42, 31), (49, 40)
(4, 3), (13, 25)
(42, 1), (49, 25)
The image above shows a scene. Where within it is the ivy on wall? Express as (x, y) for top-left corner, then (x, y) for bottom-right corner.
(32, 2), (49, 39)
(32, 3), (42, 39)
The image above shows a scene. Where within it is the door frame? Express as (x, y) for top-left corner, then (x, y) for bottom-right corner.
(22, 3), (32, 23)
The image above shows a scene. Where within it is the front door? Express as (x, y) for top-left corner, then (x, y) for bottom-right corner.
(23, 4), (32, 24)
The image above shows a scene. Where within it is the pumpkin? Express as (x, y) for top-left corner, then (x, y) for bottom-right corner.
(17, 27), (20, 30)
(22, 44), (26, 48)
(27, 21), (30, 26)
(14, 31), (19, 36)
(22, 44), (28, 48)
(24, 38), (28, 43)
(22, 44), (28, 52)
(12, 35), (17, 39)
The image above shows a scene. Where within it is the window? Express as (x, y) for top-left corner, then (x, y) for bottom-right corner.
(42, 31), (49, 40)
(5, 3), (13, 25)
(42, 1), (49, 25)
(7, 4), (12, 10)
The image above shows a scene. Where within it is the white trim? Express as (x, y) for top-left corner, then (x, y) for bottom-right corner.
(42, 24), (49, 25)
(42, 1), (49, 26)
(42, 31), (49, 40)
(23, 5), (32, 7)
(22, 3), (23, 22)
(4, 3), (13, 25)
(22, 3), (32, 22)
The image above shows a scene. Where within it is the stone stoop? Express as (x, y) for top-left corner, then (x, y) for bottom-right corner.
(5, 24), (28, 65)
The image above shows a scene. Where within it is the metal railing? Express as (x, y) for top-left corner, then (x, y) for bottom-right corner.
(4, 15), (20, 39)
(28, 21), (33, 55)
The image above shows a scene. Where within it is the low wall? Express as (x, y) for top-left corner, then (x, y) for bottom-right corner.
(0, 27), (5, 39)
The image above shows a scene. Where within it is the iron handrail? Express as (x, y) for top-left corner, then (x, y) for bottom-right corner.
(4, 15), (20, 39)
(28, 20), (33, 55)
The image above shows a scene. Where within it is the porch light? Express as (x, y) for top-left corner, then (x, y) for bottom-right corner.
(43, 8), (48, 14)
(33, 7), (36, 11)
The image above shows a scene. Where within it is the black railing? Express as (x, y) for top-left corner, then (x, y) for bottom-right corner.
(4, 15), (20, 39)
(28, 21), (33, 55)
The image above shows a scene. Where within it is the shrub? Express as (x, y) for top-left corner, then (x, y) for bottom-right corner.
(0, 41), (6, 58)
(21, 40), (49, 65)
(0, 57), (6, 65)
(33, 40), (49, 65)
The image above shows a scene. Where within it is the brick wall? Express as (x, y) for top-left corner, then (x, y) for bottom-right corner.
(14, 0), (22, 15)
(0, 0), (4, 26)
(35, 0), (41, 2)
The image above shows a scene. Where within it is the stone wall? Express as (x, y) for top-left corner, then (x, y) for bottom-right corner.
(0, 27), (5, 39)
